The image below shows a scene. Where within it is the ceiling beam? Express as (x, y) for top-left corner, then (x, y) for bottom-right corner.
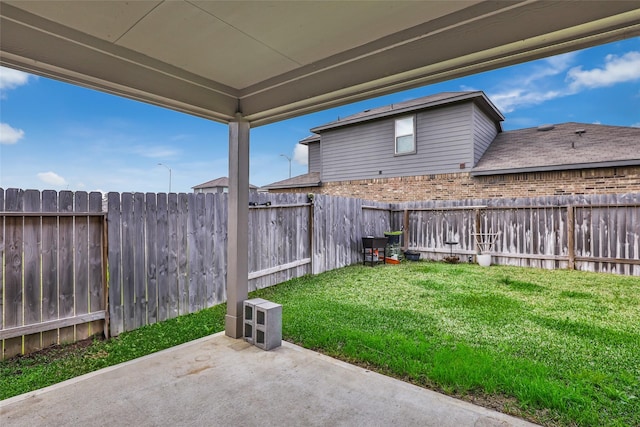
(241, 7), (640, 125)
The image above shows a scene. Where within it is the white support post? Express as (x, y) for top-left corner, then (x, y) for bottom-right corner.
(226, 115), (250, 338)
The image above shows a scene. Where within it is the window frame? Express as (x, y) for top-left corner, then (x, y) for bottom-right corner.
(394, 115), (416, 155)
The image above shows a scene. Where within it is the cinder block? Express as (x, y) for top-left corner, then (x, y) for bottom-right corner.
(254, 301), (282, 351)
(243, 298), (269, 344)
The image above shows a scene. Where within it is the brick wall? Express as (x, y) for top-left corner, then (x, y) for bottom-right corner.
(273, 166), (640, 202)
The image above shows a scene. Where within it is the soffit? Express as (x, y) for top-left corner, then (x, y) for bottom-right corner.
(1, 1), (639, 126)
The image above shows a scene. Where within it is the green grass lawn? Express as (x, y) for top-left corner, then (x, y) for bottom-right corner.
(2, 262), (639, 426)
(253, 263), (640, 427)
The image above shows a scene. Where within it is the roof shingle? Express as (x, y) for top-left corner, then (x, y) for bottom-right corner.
(192, 176), (258, 189)
(261, 172), (321, 190)
(472, 122), (640, 175)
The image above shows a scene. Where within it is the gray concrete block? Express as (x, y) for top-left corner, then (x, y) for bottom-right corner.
(254, 301), (282, 351)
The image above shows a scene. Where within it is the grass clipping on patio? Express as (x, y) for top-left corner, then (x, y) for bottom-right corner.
(2, 262), (639, 426)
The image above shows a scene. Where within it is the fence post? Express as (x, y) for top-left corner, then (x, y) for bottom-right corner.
(567, 205), (575, 270)
(309, 201), (314, 274)
(403, 209), (409, 250)
(474, 208), (481, 253)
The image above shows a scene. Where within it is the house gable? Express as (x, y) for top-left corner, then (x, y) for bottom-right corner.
(308, 141), (321, 174)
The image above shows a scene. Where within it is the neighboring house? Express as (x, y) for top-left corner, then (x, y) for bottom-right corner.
(193, 177), (259, 194)
(263, 91), (640, 201)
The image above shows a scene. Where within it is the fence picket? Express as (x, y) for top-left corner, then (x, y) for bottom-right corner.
(133, 193), (146, 329)
(23, 190), (42, 354)
(146, 193), (158, 325)
(176, 193), (188, 316)
(107, 192), (123, 336)
(57, 191), (75, 344)
(157, 193), (170, 321)
(74, 192), (90, 342)
(121, 192), (135, 332)
(213, 194), (227, 303)
(40, 191), (58, 348)
(204, 194), (215, 306)
(4, 189), (23, 358)
(88, 192), (104, 337)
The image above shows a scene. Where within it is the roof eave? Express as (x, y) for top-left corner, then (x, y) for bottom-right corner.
(471, 159), (640, 176)
(263, 182), (322, 190)
(299, 134), (321, 145)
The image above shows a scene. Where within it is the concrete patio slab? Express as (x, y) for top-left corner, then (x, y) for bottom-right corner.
(1, 332), (538, 426)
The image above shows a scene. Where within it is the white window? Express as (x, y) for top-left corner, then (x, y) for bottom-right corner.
(395, 116), (415, 154)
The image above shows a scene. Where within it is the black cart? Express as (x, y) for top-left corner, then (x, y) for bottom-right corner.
(362, 236), (388, 266)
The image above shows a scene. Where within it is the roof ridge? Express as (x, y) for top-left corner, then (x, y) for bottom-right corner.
(311, 91), (500, 133)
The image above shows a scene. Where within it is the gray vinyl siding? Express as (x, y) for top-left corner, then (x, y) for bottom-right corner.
(473, 104), (499, 164)
(308, 141), (321, 173)
(321, 103), (473, 181)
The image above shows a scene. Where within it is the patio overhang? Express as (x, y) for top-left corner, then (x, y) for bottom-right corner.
(2, 1), (639, 338)
(2, 1), (639, 127)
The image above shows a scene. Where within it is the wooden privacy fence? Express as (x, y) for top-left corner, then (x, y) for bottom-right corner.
(106, 191), (314, 337)
(107, 191), (226, 337)
(3, 189), (639, 359)
(105, 191), (391, 338)
(0, 189), (106, 360)
(1, 190), (398, 358)
(397, 193), (640, 275)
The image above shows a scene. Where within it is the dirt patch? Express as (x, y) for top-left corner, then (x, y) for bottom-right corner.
(4, 335), (104, 364)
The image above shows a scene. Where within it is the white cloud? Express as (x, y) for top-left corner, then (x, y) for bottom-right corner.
(0, 122), (25, 144)
(490, 89), (563, 114)
(543, 51), (579, 72)
(459, 84), (478, 92)
(489, 50), (640, 114)
(293, 143), (308, 165)
(521, 52), (578, 85)
(567, 51), (640, 90)
(487, 53), (578, 113)
(632, 122), (640, 128)
(0, 67), (31, 91)
(37, 171), (67, 186)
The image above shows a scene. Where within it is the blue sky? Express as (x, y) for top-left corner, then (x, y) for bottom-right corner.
(1, 37), (639, 194)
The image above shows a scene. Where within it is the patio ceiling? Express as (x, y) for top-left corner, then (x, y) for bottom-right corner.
(1, 1), (639, 127)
